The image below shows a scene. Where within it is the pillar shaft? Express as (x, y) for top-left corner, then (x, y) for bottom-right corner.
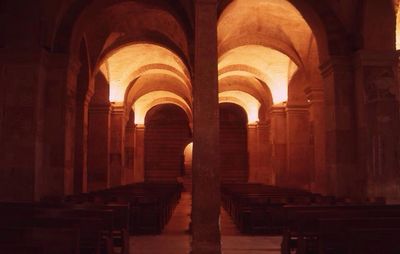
(320, 57), (357, 197)
(74, 95), (91, 194)
(286, 105), (311, 189)
(38, 52), (80, 198)
(270, 106), (287, 186)
(110, 105), (125, 187)
(305, 87), (326, 193)
(247, 123), (259, 183)
(133, 124), (145, 183)
(191, 0), (221, 253)
(258, 122), (273, 185)
(0, 48), (47, 201)
(354, 50), (400, 199)
(87, 104), (111, 191)
(124, 123), (135, 185)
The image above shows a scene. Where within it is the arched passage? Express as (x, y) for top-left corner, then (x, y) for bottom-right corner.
(183, 142), (193, 176)
(144, 104), (192, 182)
(220, 103), (249, 183)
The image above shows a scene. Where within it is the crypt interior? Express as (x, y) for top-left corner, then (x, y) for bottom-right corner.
(1, 0), (400, 253)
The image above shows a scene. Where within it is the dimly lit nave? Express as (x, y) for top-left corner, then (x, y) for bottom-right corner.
(1, 0), (400, 253)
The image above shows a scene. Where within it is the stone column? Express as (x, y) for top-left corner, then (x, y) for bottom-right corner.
(87, 104), (111, 191)
(320, 57), (357, 197)
(124, 120), (135, 184)
(286, 104), (311, 189)
(305, 87), (326, 194)
(37, 53), (80, 198)
(258, 121), (274, 185)
(73, 92), (92, 194)
(247, 123), (259, 182)
(270, 105), (287, 187)
(0, 48), (47, 201)
(133, 124), (145, 182)
(110, 105), (125, 187)
(192, 0), (221, 253)
(354, 50), (400, 200)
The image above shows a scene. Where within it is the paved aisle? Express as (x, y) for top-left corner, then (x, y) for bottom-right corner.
(130, 192), (281, 253)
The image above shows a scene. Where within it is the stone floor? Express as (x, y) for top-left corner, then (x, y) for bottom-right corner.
(130, 192), (282, 253)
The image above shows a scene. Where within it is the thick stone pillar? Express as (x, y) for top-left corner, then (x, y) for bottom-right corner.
(258, 122), (274, 185)
(247, 123), (259, 183)
(124, 119), (135, 184)
(270, 105), (287, 186)
(354, 50), (400, 200)
(87, 104), (111, 191)
(73, 93), (92, 194)
(34, 52), (80, 199)
(192, 0), (221, 253)
(305, 87), (326, 194)
(133, 124), (145, 183)
(0, 48), (47, 201)
(286, 105), (311, 189)
(320, 57), (357, 197)
(110, 105), (125, 187)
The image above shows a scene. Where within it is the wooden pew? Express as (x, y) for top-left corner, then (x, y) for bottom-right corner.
(67, 182), (182, 241)
(0, 222), (80, 254)
(221, 183), (320, 234)
(70, 182), (182, 235)
(281, 205), (400, 254)
(0, 182), (182, 254)
(317, 217), (400, 254)
(0, 203), (109, 254)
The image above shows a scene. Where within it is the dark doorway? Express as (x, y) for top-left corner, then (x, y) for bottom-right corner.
(144, 104), (192, 182)
(220, 103), (249, 183)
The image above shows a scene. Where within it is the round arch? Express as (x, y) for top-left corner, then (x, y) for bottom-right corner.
(134, 91), (192, 125)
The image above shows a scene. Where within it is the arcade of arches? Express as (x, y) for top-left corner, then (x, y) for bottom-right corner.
(1, 0), (400, 253)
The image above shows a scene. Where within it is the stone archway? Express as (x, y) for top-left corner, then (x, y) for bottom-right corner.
(144, 104), (192, 182)
(219, 103), (249, 183)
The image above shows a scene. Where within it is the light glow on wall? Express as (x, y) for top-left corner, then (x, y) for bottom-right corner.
(183, 142), (193, 172)
(133, 91), (191, 124)
(219, 45), (297, 104)
(219, 91), (261, 124)
(100, 43), (189, 103)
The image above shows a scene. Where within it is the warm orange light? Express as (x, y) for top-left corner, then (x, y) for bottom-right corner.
(133, 91), (191, 124)
(219, 91), (261, 124)
(100, 43), (189, 103)
(219, 45), (297, 104)
(183, 142), (193, 172)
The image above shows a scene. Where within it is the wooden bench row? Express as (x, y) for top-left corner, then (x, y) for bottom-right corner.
(0, 202), (129, 254)
(281, 204), (400, 254)
(65, 182), (183, 234)
(221, 183), (324, 234)
(0, 182), (183, 254)
(221, 183), (400, 254)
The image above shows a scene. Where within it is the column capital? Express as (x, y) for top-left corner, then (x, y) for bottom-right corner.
(319, 56), (353, 78)
(135, 124), (145, 130)
(304, 86), (324, 103)
(353, 50), (397, 68)
(285, 104), (309, 114)
(89, 104), (111, 113)
(111, 104), (124, 113)
(270, 104), (286, 115)
(247, 123), (258, 129)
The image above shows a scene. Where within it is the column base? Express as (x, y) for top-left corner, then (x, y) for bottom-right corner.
(191, 242), (221, 254)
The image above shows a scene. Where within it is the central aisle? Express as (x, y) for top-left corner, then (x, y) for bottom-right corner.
(130, 192), (281, 253)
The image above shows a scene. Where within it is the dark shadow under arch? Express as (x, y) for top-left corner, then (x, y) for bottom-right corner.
(220, 102), (248, 183)
(144, 104), (192, 182)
